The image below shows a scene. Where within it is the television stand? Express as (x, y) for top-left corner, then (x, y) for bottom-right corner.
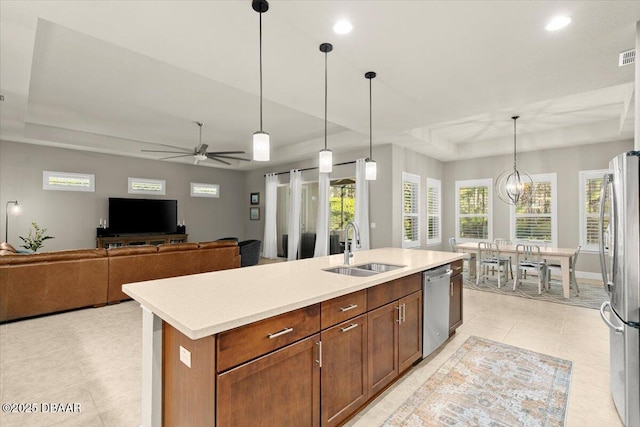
(96, 233), (188, 249)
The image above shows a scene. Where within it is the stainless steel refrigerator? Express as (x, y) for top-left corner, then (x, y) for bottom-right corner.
(599, 151), (640, 427)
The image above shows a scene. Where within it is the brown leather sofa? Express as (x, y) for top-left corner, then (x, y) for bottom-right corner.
(0, 249), (109, 322)
(106, 241), (240, 303)
(0, 241), (240, 322)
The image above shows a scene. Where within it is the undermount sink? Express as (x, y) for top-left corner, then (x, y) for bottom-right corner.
(323, 266), (377, 277)
(355, 263), (405, 273)
(323, 263), (406, 277)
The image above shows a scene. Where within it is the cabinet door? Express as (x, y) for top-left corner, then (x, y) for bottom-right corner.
(321, 314), (368, 427)
(367, 302), (398, 396)
(449, 273), (463, 334)
(217, 334), (320, 427)
(398, 291), (423, 372)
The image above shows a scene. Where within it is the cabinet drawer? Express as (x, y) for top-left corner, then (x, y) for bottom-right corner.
(321, 290), (367, 330)
(367, 273), (421, 310)
(217, 304), (320, 373)
(450, 259), (463, 277)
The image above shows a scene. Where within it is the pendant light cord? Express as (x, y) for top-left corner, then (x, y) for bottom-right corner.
(324, 50), (328, 150)
(259, 12), (263, 132)
(512, 116), (518, 171)
(369, 77), (373, 160)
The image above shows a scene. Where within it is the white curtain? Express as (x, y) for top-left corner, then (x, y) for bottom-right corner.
(287, 170), (302, 261)
(262, 173), (278, 259)
(354, 158), (370, 250)
(314, 172), (330, 257)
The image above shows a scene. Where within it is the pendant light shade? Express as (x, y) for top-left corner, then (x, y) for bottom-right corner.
(495, 116), (533, 205)
(318, 42), (333, 173)
(252, 0), (270, 161)
(365, 71), (377, 180)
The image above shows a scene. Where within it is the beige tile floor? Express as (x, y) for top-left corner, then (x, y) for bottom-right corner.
(0, 284), (623, 427)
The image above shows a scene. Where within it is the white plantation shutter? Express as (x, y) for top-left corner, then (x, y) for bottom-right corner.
(426, 178), (441, 244)
(455, 179), (492, 242)
(402, 172), (420, 248)
(510, 173), (557, 246)
(579, 170), (610, 252)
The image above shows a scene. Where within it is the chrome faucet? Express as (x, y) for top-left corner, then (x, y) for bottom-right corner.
(343, 221), (361, 265)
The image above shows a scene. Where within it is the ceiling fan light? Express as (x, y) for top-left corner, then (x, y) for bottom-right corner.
(194, 153), (207, 161)
(319, 149), (333, 173)
(365, 159), (377, 180)
(253, 131), (270, 161)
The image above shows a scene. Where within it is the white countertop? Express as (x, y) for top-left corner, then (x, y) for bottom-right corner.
(122, 248), (464, 340)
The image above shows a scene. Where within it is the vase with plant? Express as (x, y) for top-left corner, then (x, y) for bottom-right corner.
(19, 222), (54, 252)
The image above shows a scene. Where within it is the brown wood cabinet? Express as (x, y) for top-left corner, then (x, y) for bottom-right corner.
(320, 314), (368, 427)
(367, 290), (422, 397)
(217, 334), (321, 427)
(398, 291), (423, 373)
(449, 260), (463, 335)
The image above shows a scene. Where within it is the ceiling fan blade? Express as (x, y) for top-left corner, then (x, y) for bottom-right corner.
(142, 149), (192, 154)
(159, 154), (193, 160)
(211, 154), (251, 162)
(198, 143), (208, 153)
(206, 155), (231, 165)
(206, 151), (246, 155)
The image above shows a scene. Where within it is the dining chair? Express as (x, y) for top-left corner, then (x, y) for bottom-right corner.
(514, 244), (548, 294)
(449, 237), (476, 278)
(547, 245), (581, 296)
(476, 242), (510, 288)
(493, 238), (514, 279)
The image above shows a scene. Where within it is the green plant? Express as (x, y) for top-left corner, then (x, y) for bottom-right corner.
(19, 222), (54, 252)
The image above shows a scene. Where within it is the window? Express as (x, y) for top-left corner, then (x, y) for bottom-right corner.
(128, 177), (166, 195)
(43, 171), (95, 192)
(402, 172), (420, 248)
(330, 179), (355, 232)
(579, 170), (610, 252)
(190, 182), (220, 198)
(510, 173), (557, 246)
(426, 178), (441, 245)
(455, 179), (492, 241)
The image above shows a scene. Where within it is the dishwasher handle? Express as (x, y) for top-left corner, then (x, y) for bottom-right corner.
(424, 269), (453, 283)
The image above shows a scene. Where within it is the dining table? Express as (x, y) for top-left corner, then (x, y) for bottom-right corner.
(455, 241), (577, 298)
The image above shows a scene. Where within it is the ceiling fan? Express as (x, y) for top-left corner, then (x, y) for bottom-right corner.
(142, 122), (251, 165)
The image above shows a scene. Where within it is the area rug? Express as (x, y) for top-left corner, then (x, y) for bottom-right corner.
(463, 276), (607, 310)
(382, 336), (572, 427)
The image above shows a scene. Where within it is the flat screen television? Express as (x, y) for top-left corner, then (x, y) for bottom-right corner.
(108, 198), (177, 235)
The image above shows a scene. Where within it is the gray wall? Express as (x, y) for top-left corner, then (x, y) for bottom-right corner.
(442, 139), (633, 274)
(0, 140), (246, 250)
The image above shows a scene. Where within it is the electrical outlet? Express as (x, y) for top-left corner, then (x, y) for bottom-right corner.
(179, 345), (191, 368)
(371, 222), (376, 229)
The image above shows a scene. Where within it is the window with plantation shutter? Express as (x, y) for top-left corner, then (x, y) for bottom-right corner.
(402, 172), (420, 248)
(510, 173), (557, 246)
(579, 170), (610, 252)
(426, 178), (441, 245)
(455, 178), (492, 242)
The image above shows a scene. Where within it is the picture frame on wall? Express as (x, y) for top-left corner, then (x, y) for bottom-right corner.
(250, 192), (260, 205)
(250, 207), (260, 220)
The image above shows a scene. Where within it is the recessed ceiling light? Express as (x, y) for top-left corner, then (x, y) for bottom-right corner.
(333, 20), (353, 35)
(545, 15), (571, 31)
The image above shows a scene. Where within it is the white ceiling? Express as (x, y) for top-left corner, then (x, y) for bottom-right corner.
(1, 1), (638, 170)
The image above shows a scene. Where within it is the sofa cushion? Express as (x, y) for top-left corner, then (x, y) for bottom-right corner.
(0, 242), (17, 253)
(198, 241), (238, 249)
(0, 249), (106, 265)
(157, 242), (199, 252)
(108, 245), (158, 257)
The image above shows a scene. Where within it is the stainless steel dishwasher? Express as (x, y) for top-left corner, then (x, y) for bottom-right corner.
(423, 264), (452, 357)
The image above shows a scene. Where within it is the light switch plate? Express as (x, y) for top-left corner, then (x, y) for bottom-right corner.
(371, 222), (376, 229)
(179, 345), (191, 368)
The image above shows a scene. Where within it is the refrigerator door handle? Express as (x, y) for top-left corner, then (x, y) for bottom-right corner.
(600, 301), (624, 334)
(598, 173), (614, 293)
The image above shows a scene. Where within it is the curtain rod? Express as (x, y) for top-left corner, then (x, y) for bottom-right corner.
(264, 160), (357, 177)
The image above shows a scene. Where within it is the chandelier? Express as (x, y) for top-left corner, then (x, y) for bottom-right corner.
(495, 115), (533, 205)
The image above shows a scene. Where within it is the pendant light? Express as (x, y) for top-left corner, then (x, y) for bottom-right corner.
(365, 71), (377, 180)
(318, 43), (333, 173)
(252, 0), (270, 161)
(495, 116), (533, 204)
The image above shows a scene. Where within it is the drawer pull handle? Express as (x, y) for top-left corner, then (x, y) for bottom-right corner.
(340, 323), (359, 333)
(339, 304), (358, 312)
(268, 327), (294, 339)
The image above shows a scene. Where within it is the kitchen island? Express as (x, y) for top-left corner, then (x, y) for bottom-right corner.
(123, 247), (464, 427)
